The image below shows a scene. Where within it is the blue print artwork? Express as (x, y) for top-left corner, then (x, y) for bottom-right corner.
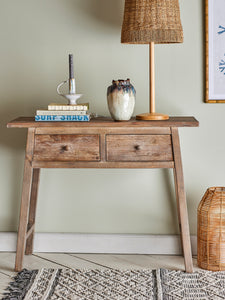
(219, 58), (225, 74)
(218, 25), (225, 35)
(208, 2), (225, 100)
(218, 26), (225, 75)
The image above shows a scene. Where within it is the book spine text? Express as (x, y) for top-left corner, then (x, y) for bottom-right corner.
(35, 115), (90, 122)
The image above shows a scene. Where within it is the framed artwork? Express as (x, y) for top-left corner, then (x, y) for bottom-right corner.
(205, 0), (225, 103)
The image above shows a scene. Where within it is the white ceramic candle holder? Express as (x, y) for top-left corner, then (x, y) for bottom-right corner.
(57, 79), (82, 105)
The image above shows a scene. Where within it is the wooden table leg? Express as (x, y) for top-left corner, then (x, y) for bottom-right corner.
(25, 168), (40, 255)
(171, 127), (193, 273)
(15, 129), (35, 272)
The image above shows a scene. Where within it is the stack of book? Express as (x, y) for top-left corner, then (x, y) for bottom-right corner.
(35, 103), (90, 122)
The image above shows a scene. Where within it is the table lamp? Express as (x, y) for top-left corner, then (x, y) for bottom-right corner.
(121, 0), (183, 120)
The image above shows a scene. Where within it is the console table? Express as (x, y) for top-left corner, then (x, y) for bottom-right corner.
(7, 116), (199, 272)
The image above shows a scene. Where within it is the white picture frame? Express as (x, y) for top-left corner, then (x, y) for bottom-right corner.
(206, 0), (225, 103)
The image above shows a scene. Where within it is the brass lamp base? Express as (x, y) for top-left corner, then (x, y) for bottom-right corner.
(136, 112), (169, 121)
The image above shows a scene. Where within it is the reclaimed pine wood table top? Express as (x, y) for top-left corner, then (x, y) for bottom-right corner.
(7, 116), (199, 128)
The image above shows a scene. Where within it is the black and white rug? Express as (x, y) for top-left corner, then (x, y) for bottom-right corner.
(3, 268), (225, 299)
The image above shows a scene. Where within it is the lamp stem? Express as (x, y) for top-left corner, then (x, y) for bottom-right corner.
(136, 41), (169, 120)
(150, 42), (155, 113)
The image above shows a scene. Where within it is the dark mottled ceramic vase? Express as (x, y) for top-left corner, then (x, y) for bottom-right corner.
(107, 79), (136, 121)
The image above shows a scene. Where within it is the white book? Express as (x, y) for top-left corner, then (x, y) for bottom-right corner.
(36, 110), (87, 116)
(48, 103), (89, 111)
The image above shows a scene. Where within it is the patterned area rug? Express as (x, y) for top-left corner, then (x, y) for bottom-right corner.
(2, 268), (225, 300)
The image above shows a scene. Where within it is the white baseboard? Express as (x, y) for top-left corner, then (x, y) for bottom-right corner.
(0, 232), (197, 256)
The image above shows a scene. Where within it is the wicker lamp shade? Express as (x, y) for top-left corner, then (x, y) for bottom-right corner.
(198, 187), (225, 271)
(121, 0), (183, 44)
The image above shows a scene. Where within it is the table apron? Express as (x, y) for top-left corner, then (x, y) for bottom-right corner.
(31, 161), (175, 168)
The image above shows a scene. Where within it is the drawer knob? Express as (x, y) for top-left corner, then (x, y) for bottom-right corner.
(60, 145), (68, 153)
(134, 145), (140, 151)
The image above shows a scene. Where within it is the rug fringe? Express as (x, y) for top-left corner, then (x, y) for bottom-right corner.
(2, 269), (37, 300)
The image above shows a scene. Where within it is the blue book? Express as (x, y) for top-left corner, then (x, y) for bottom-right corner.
(35, 115), (90, 122)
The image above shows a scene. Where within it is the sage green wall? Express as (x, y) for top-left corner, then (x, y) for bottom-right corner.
(0, 0), (224, 235)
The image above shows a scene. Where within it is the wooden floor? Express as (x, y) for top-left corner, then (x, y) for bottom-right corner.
(0, 253), (199, 296)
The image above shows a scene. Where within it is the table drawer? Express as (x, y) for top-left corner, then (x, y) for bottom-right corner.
(106, 134), (173, 161)
(33, 134), (100, 161)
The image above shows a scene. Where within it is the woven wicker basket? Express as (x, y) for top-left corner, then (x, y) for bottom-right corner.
(198, 187), (225, 271)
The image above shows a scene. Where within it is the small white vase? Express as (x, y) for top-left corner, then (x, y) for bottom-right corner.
(107, 79), (136, 121)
